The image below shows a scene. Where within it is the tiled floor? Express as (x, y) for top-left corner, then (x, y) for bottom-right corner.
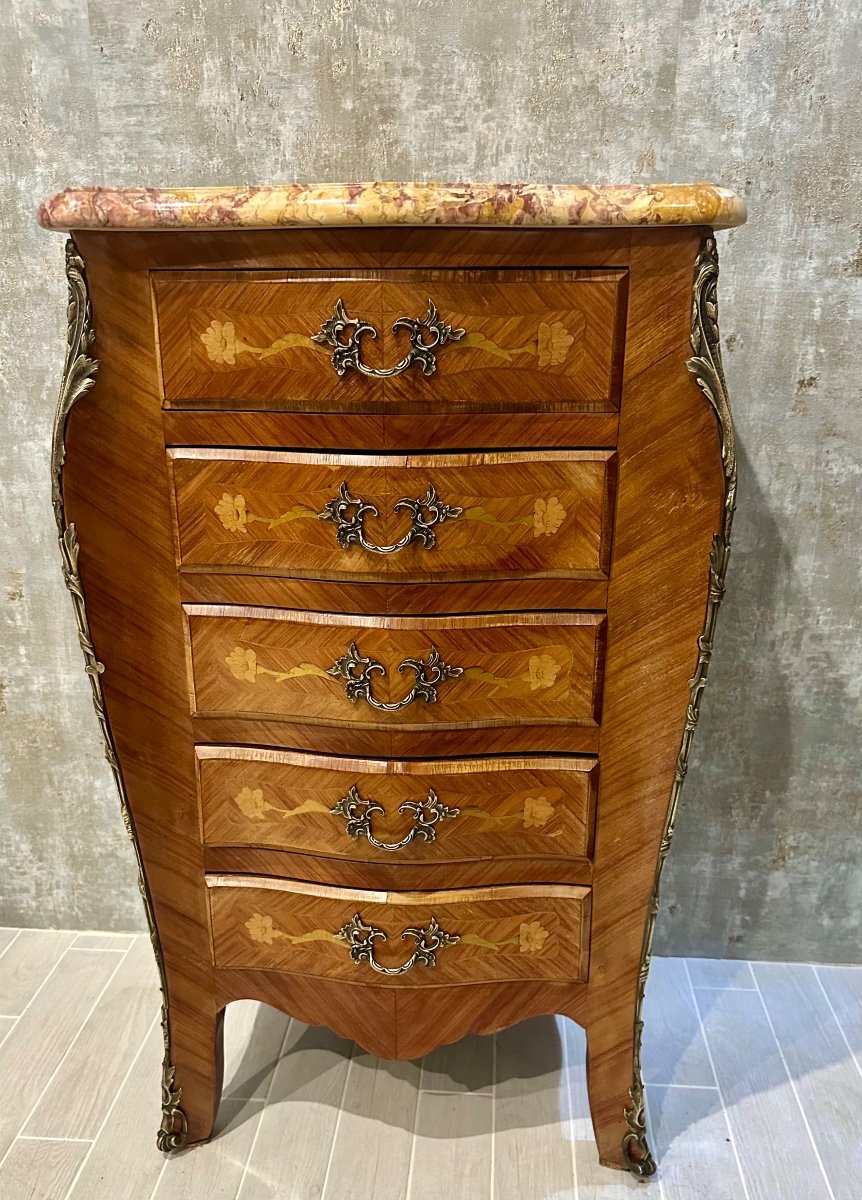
(0, 929), (860, 1200)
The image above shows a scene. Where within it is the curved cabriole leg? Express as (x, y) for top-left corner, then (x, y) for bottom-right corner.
(585, 1016), (656, 1178)
(157, 1004), (224, 1151)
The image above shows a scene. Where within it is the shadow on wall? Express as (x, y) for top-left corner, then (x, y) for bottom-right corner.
(655, 432), (855, 961)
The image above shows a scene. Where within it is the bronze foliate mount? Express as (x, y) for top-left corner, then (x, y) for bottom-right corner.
(622, 236), (737, 1179)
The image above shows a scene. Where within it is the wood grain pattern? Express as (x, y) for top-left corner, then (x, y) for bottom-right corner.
(196, 746), (596, 864)
(154, 268), (625, 411)
(206, 876), (591, 987)
(185, 606), (605, 729)
(56, 221), (730, 1174)
(168, 448), (616, 582)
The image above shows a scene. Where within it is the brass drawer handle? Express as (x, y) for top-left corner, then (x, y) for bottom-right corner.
(326, 642), (464, 711)
(336, 913), (460, 975)
(311, 298), (465, 378)
(330, 785), (460, 852)
(319, 482), (462, 554)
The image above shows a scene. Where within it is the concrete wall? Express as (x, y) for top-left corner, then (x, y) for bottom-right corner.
(1, 0), (859, 961)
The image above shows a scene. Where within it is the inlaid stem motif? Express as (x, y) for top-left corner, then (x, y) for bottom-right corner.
(212, 489), (568, 542)
(200, 313), (578, 371)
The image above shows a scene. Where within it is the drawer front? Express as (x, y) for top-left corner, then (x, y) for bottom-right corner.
(154, 269), (626, 411)
(207, 876), (591, 986)
(169, 449), (616, 582)
(197, 747), (596, 862)
(185, 608), (605, 729)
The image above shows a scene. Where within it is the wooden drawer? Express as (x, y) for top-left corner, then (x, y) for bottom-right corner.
(168, 448), (616, 582)
(185, 607), (606, 729)
(153, 268), (626, 411)
(207, 875), (591, 986)
(197, 746), (597, 863)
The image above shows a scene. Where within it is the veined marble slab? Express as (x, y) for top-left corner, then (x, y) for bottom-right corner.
(39, 181), (746, 231)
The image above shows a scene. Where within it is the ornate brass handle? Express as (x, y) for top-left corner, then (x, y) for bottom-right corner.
(330, 785), (460, 852)
(326, 642), (463, 711)
(336, 913), (460, 975)
(319, 483), (462, 554)
(311, 298), (465, 377)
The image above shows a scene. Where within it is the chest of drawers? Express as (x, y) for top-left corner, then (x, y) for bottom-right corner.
(39, 181), (745, 1178)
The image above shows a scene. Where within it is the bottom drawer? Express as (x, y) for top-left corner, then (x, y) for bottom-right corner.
(207, 875), (590, 987)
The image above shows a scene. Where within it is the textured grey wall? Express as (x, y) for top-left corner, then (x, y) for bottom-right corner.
(1, 0), (859, 961)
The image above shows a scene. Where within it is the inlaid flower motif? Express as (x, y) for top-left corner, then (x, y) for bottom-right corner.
(201, 319), (238, 365)
(214, 492), (248, 532)
(536, 320), (574, 368)
(245, 913), (275, 945)
(523, 795), (555, 829)
(533, 495), (566, 537)
(225, 646), (258, 682)
(519, 921), (550, 954)
(523, 653), (561, 691)
(234, 787), (267, 820)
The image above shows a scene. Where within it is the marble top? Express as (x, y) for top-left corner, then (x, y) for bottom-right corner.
(38, 182), (746, 232)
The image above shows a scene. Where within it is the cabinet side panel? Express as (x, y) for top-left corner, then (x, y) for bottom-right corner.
(63, 231), (216, 1145)
(585, 229), (727, 1171)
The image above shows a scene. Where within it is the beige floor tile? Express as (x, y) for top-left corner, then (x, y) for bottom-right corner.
(153, 1099), (263, 1200)
(0, 946), (124, 1162)
(0, 1016), (16, 1048)
(67, 1017), (165, 1200)
(493, 1015), (575, 1200)
(694, 984), (833, 1200)
(237, 1021), (353, 1200)
(323, 1053), (420, 1200)
(24, 936), (159, 1138)
(754, 961), (862, 1199)
(0, 1136), (89, 1200)
(420, 1033), (493, 1094)
(222, 999), (291, 1102)
(409, 1091), (493, 1200)
(642, 956), (715, 1087)
(0, 928), (19, 958)
(0, 929), (77, 1016)
(646, 1085), (745, 1199)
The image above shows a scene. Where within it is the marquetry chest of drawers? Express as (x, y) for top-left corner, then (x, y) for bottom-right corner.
(39, 181), (745, 1178)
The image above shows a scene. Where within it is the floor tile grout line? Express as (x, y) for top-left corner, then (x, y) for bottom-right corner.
(489, 1034), (496, 1200)
(644, 1082), (721, 1091)
(0, 930), (21, 963)
(59, 1009), (160, 1200)
(0, 1018), (18, 1051)
(145, 1148), (169, 1200)
(0, 940), (133, 1171)
(319, 1041), (356, 1200)
(67, 946), (128, 953)
(689, 984), (756, 992)
(812, 965), (862, 1081)
(683, 959), (754, 1200)
(235, 1015), (295, 1200)
(750, 969), (838, 1200)
(418, 1088), (494, 1097)
(13, 1135), (93, 1143)
(403, 1056), (423, 1200)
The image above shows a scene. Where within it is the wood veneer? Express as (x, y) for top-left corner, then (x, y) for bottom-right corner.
(51, 215), (737, 1178)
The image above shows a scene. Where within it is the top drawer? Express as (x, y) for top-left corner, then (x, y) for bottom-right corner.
(153, 268), (627, 412)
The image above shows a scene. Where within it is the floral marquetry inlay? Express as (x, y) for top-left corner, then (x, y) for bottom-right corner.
(224, 646), (330, 685)
(245, 913), (340, 947)
(522, 795), (556, 829)
(200, 313), (579, 372)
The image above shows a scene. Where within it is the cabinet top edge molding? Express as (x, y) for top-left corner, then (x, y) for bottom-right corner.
(38, 180), (747, 232)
